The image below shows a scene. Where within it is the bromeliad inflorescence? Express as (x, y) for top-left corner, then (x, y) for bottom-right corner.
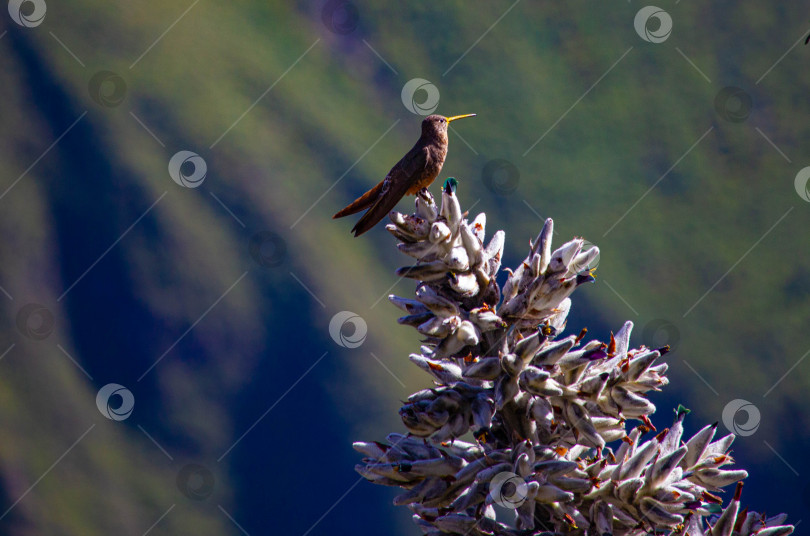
(354, 179), (794, 536)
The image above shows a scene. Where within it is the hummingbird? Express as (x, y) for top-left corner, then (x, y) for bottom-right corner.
(333, 113), (476, 236)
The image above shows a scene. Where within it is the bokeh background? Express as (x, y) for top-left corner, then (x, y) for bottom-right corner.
(0, 1), (808, 534)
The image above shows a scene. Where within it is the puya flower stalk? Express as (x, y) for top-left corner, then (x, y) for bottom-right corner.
(354, 178), (794, 536)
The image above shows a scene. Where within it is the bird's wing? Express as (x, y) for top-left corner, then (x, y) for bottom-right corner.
(351, 145), (430, 237)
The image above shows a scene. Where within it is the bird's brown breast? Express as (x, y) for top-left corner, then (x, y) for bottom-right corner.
(406, 143), (447, 194)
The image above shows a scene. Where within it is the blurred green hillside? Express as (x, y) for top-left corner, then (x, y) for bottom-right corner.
(0, 1), (808, 534)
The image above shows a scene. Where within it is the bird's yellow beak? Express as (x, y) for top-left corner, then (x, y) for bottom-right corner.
(445, 113), (476, 123)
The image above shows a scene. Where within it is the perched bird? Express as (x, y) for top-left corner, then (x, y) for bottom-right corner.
(334, 113), (476, 236)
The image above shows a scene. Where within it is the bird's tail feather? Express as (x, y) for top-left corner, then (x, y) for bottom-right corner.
(350, 186), (403, 237)
(333, 181), (384, 219)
